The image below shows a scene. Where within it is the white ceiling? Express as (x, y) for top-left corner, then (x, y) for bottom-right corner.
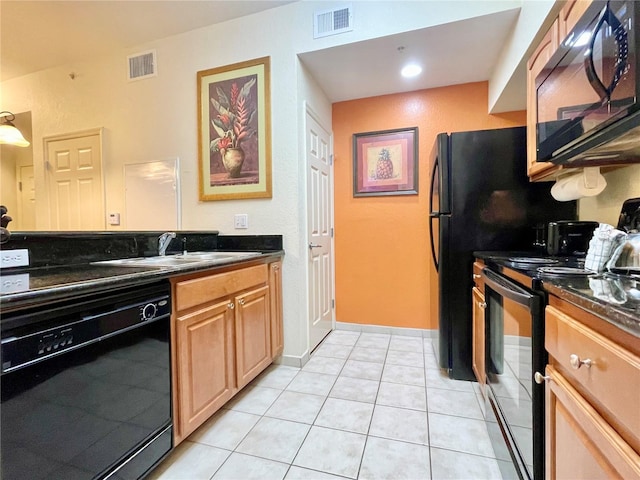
(1, 1), (525, 108)
(299, 9), (521, 104)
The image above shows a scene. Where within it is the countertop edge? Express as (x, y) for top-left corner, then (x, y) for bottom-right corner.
(1, 251), (284, 314)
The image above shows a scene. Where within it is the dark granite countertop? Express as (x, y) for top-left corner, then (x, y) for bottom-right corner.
(475, 251), (640, 339)
(0, 251), (283, 314)
(0, 232), (284, 315)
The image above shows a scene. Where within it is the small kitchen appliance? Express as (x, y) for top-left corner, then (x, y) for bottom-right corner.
(617, 197), (640, 232)
(546, 220), (599, 256)
(536, 1), (640, 166)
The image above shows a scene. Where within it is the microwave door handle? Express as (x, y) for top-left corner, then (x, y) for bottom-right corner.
(584, 7), (609, 100)
(583, 3), (629, 100)
(605, 4), (628, 95)
(481, 268), (541, 311)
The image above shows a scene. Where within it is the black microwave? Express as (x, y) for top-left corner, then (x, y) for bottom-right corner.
(536, 0), (640, 166)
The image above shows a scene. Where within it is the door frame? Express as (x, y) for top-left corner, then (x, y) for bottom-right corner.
(304, 102), (335, 353)
(43, 128), (105, 230)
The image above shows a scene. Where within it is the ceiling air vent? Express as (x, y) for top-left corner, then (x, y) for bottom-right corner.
(127, 50), (157, 81)
(314, 4), (353, 39)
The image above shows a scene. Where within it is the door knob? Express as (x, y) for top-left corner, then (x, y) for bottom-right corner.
(308, 243), (321, 249)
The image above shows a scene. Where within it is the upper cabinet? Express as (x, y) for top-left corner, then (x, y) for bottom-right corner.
(527, 19), (562, 181)
(558, 0), (593, 40)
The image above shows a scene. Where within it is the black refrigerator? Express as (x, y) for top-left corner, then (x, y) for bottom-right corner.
(429, 126), (576, 380)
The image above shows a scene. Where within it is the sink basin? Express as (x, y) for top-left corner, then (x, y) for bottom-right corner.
(94, 251), (262, 268)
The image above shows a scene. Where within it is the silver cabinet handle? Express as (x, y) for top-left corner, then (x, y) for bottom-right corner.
(569, 354), (592, 370)
(534, 372), (551, 384)
(238, 298), (245, 306)
(228, 302), (235, 310)
(479, 302), (487, 309)
(308, 243), (321, 249)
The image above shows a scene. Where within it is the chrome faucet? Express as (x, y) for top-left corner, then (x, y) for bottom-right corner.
(158, 232), (176, 256)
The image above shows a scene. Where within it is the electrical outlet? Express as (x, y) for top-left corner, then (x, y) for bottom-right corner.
(0, 249), (30, 268)
(234, 214), (248, 229)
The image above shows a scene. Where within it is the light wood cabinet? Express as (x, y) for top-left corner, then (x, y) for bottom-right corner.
(472, 286), (486, 390)
(558, 0), (593, 41)
(174, 299), (235, 442)
(171, 262), (281, 444)
(543, 298), (640, 479)
(527, 19), (562, 181)
(269, 261), (284, 358)
(471, 260), (486, 391)
(234, 284), (271, 389)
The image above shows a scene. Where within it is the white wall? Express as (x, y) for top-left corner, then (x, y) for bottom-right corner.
(579, 165), (640, 226)
(1, 0), (532, 360)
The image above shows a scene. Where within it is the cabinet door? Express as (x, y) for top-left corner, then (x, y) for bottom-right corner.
(527, 19), (561, 180)
(269, 261), (284, 358)
(235, 285), (272, 388)
(472, 286), (486, 389)
(558, 0), (592, 41)
(175, 299), (235, 442)
(545, 366), (640, 480)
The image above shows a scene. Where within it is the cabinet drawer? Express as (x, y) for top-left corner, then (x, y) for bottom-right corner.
(545, 305), (640, 452)
(175, 265), (268, 312)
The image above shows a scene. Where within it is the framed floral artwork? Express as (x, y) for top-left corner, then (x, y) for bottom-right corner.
(197, 57), (272, 200)
(353, 127), (418, 197)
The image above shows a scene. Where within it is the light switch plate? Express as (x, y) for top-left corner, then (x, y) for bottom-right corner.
(0, 249), (30, 268)
(234, 214), (248, 229)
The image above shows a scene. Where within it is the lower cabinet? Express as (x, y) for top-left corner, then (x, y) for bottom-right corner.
(174, 300), (235, 441)
(543, 299), (640, 479)
(471, 260), (486, 392)
(545, 365), (640, 479)
(269, 260), (284, 358)
(471, 286), (486, 389)
(235, 284), (272, 389)
(171, 261), (282, 444)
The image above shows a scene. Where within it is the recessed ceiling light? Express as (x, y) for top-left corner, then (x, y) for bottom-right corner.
(401, 64), (422, 78)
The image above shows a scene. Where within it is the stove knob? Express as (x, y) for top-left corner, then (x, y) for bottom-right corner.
(142, 303), (157, 320)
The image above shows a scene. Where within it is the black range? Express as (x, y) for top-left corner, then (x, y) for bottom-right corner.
(479, 252), (640, 338)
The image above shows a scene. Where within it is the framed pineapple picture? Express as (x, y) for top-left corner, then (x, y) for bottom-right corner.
(353, 127), (418, 197)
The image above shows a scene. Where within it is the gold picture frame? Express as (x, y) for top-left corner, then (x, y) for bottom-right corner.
(197, 57), (272, 200)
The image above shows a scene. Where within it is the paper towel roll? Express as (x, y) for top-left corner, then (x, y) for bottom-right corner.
(551, 167), (607, 201)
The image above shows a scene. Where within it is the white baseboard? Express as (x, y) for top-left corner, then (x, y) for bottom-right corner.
(278, 351), (310, 368)
(335, 321), (437, 339)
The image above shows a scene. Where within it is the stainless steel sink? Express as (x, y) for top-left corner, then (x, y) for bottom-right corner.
(94, 251), (261, 268)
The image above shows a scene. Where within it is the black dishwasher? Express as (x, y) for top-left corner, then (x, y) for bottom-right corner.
(1, 281), (173, 480)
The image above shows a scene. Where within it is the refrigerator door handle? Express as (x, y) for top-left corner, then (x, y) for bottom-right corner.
(429, 157), (440, 271)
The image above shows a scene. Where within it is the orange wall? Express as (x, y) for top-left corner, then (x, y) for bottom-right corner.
(333, 81), (526, 330)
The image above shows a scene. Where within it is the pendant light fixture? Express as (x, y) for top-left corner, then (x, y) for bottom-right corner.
(0, 111), (30, 147)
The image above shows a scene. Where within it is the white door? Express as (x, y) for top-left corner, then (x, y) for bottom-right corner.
(45, 130), (104, 230)
(306, 108), (334, 352)
(16, 164), (36, 230)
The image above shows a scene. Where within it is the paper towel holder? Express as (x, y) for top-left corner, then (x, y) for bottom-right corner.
(551, 167), (607, 201)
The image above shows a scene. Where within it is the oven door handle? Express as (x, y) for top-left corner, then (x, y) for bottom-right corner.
(481, 268), (540, 310)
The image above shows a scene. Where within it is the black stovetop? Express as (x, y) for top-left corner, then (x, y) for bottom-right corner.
(476, 251), (640, 337)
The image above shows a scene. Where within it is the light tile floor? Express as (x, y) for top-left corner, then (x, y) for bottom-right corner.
(149, 330), (506, 480)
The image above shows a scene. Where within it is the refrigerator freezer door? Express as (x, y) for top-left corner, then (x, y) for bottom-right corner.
(429, 133), (451, 272)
